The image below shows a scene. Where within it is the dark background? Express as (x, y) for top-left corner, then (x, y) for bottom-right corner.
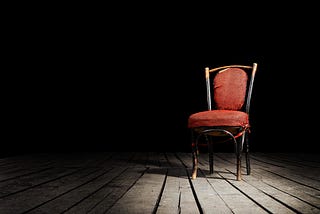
(3, 4), (319, 156)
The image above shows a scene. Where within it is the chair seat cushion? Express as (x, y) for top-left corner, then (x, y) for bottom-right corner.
(188, 110), (249, 128)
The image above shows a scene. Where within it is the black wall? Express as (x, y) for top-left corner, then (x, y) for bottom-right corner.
(3, 4), (319, 156)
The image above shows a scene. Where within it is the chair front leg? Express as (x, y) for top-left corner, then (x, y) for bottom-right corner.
(236, 137), (244, 181)
(245, 133), (251, 175)
(191, 130), (198, 179)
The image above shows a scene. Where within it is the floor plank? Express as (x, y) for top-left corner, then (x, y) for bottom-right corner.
(0, 152), (319, 214)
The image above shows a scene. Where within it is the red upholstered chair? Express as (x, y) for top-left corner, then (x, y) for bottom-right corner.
(188, 63), (258, 181)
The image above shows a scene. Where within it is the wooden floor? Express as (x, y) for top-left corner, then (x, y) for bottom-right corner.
(0, 152), (319, 214)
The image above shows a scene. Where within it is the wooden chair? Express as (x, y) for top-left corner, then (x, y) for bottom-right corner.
(188, 63), (258, 181)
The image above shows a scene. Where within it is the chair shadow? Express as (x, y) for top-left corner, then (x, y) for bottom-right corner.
(197, 169), (238, 181)
(135, 165), (237, 181)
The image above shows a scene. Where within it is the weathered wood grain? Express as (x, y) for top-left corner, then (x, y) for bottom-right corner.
(0, 152), (319, 214)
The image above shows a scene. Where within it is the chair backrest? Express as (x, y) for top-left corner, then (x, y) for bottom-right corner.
(205, 63), (257, 113)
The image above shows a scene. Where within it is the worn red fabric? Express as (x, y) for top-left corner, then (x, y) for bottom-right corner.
(188, 110), (249, 128)
(213, 68), (248, 110)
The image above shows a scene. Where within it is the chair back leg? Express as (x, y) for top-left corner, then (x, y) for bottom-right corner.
(207, 135), (214, 174)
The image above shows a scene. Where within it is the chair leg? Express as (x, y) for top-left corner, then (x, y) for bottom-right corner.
(236, 137), (243, 181)
(245, 133), (251, 175)
(207, 135), (214, 174)
(191, 130), (198, 179)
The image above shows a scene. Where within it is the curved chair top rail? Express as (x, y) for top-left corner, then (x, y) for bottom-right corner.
(207, 64), (256, 73)
(205, 63), (257, 81)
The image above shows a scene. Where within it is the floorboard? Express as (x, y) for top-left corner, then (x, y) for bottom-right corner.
(0, 152), (319, 214)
